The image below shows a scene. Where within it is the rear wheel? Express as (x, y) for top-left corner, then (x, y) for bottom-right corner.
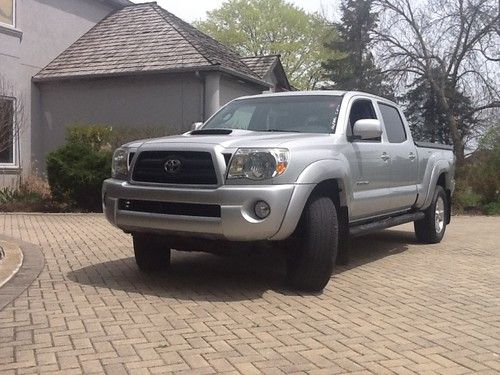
(286, 195), (338, 292)
(132, 234), (171, 272)
(414, 185), (448, 244)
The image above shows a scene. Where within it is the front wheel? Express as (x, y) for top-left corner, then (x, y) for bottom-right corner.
(132, 234), (171, 272)
(414, 185), (448, 244)
(286, 195), (338, 292)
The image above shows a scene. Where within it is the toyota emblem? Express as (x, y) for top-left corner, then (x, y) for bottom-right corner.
(164, 159), (182, 174)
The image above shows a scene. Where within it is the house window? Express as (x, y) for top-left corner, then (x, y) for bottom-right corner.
(0, 97), (15, 165)
(0, 0), (14, 26)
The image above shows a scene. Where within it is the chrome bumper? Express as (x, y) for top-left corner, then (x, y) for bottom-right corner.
(102, 179), (309, 241)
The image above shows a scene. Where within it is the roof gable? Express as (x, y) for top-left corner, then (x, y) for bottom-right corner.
(34, 3), (265, 85)
(241, 55), (291, 91)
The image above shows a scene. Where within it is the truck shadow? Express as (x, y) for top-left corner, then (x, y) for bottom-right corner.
(67, 229), (416, 302)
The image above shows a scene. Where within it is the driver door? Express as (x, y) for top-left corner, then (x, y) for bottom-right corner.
(345, 98), (393, 221)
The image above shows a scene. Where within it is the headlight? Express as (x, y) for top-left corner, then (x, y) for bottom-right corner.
(227, 148), (289, 180)
(112, 148), (128, 179)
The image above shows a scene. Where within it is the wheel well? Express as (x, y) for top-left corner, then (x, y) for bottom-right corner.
(309, 179), (349, 223)
(437, 173), (446, 189)
(310, 179), (341, 208)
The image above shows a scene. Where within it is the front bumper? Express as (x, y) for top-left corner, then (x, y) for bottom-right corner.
(103, 179), (306, 241)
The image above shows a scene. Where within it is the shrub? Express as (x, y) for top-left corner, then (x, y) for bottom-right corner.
(45, 125), (169, 212)
(453, 124), (500, 215)
(66, 125), (113, 151)
(46, 126), (114, 211)
(453, 183), (482, 214)
(0, 174), (66, 212)
(484, 201), (500, 215)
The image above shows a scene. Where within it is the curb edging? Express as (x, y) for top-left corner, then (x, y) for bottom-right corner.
(0, 235), (45, 311)
(0, 241), (24, 288)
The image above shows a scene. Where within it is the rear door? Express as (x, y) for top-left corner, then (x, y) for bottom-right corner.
(376, 102), (418, 210)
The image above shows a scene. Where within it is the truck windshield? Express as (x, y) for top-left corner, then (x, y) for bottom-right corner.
(203, 95), (342, 134)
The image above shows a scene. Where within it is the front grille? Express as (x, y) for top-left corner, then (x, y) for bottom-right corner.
(119, 199), (221, 218)
(132, 151), (217, 185)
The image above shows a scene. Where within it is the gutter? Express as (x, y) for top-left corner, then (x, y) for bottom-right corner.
(32, 65), (271, 89)
(101, 0), (132, 7)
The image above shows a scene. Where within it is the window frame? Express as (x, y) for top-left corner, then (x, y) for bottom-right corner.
(346, 98), (382, 143)
(0, 0), (15, 28)
(377, 101), (408, 144)
(0, 95), (19, 168)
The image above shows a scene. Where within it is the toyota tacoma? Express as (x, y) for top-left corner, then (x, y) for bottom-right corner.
(103, 91), (455, 291)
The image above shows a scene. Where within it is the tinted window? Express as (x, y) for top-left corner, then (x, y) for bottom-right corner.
(379, 103), (407, 143)
(204, 96), (342, 134)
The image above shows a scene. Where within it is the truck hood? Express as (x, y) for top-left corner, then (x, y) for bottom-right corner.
(125, 129), (335, 150)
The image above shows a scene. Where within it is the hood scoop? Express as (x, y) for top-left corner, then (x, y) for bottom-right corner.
(190, 129), (233, 135)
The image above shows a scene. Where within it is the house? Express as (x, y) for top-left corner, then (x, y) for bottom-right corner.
(0, 0), (131, 188)
(1, 2), (291, 188)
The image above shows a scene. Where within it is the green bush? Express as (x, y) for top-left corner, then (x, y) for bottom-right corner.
(454, 184), (482, 209)
(453, 124), (500, 215)
(66, 125), (113, 151)
(45, 125), (169, 212)
(484, 201), (500, 215)
(46, 128), (112, 211)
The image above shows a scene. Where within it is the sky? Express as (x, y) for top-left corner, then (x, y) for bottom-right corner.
(132, 0), (337, 23)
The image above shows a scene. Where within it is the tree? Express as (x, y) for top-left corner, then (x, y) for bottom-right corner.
(0, 75), (25, 165)
(322, 0), (391, 97)
(403, 71), (479, 146)
(195, 0), (331, 89)
(373, 0), (500, 166)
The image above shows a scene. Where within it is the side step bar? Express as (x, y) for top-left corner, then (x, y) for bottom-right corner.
(349, 211), (425, 238)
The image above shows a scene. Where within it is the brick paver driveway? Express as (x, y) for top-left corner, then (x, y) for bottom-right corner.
(0, 214), (499, 374)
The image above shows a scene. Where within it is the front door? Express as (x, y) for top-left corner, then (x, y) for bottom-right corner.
(346, 98), (394, 221)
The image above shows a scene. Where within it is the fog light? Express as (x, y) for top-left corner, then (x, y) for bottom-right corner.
(254, 201), (271, 219)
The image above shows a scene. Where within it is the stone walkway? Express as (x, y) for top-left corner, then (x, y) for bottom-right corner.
(0, 214), (499, 374)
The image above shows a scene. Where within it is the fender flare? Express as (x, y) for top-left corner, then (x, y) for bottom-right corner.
(419, 160), (453, 210)
(271, 159), (350, 240)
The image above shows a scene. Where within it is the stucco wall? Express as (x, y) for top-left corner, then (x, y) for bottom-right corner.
(36, 73), (203, 168)
(0, 0), (118, 185)
(219, 75), (264, 106)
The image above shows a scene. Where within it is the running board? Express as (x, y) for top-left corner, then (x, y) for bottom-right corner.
(349, 212), (425, 238)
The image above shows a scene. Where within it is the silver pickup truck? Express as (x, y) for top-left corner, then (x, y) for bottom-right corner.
(103, 91), (455, 291)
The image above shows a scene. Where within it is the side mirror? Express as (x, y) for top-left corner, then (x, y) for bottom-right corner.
(191, 122), (204, 131)
(352, 119), (382, 140)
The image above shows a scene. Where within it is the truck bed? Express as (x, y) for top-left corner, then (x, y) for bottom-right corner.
(414, 141), (453, 151)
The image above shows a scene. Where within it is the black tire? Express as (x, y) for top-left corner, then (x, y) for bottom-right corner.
(414, 185), (448, 244)
(286, 195), (338, 292)
(132, 234), (171, 272)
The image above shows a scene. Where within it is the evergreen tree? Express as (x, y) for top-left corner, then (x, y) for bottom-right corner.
(403, 72), (478, 147)
(322, 0), (390, 97)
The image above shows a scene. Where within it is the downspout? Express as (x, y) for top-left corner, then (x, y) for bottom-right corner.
(195, 71), (206, 121)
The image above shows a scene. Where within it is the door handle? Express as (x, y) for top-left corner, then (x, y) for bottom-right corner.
(409, 152), (416, 161)
(381, 152), (390, 161)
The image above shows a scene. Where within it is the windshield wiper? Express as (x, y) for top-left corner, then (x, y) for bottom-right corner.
(265, 129), (300, 133)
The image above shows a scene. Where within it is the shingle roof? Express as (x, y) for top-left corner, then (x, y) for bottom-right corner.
(240, 55), (280, 78)
(34, 2), (267, 86)
(241, 55), (292, 91)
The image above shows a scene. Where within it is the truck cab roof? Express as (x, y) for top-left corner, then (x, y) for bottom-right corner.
(236, 90), (398, 107)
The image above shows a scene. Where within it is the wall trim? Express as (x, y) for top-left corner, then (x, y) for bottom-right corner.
(0, 23), (22, 39)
